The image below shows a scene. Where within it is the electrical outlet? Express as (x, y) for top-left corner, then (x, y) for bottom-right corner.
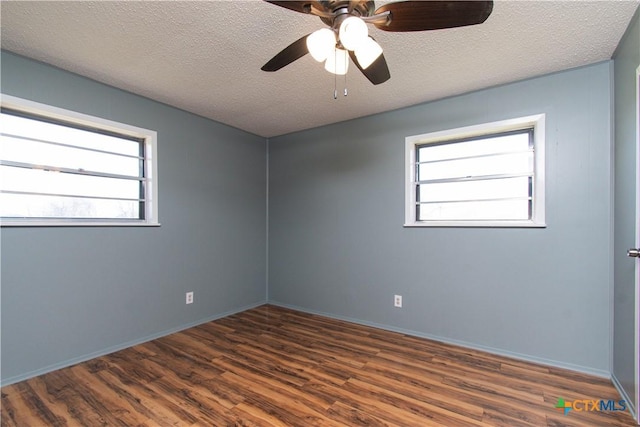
(394, 294), (402, 308)
(186, 291), (194, 304)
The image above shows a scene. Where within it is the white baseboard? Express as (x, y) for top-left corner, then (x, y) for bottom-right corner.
(612, 373), (639, 423)
(0, 300), (266, 387)
(269, 301), (611, 378)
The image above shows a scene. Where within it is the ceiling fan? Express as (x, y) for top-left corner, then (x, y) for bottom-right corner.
(261, 0), (494, 85)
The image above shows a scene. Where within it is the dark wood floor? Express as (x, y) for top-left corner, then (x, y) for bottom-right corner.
(1, 305), (637, 426)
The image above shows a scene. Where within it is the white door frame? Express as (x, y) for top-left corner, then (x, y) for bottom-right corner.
(635, 65), (640, 421)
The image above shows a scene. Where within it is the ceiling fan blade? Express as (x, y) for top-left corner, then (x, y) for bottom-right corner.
(261, 34), (310, 72)
(348, 0), (358, 12)
(349, 50), (390, 85)
(373, 1), (493, 32)
(263, 0), (326, 15)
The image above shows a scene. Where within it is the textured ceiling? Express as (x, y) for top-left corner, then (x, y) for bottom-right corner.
(1, 1), (638, 138)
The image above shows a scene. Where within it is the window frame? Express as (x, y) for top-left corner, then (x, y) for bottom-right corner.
(404, 114), (546, 228)
(0, 94), (159, 227)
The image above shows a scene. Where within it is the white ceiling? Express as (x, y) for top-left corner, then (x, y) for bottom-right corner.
(1, 1), (638, 138)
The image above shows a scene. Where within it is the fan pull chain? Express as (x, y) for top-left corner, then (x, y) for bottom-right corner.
(344, 72), (348, 97)
(331, 49), (348, 99)
(334, 48), (338, 99)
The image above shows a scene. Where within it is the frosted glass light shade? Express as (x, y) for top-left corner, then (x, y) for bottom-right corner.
(355, 37), (383, 69)
(324, 48), (349, 75)
(307, 29), (336, 62)
(339, 17), (368, 51)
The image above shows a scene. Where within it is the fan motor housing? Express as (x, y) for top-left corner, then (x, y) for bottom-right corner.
(319, 0), (376, 27)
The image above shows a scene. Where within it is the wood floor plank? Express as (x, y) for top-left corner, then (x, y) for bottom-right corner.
(1, 382), (69, 427)
(216, 362), (332, 420)
(325, 401), (396, 427)
(98, 362), (205, 426)
(256, 333), (357, 384)
(345, 377), (493, 427)
(352, 364), (487, 421)
(68, 364), (150, 427)
(362, 353), (550, 424)
(91, 369), (178, 427)
(1, 304), (637, 426)
(221, 371), (332, 427)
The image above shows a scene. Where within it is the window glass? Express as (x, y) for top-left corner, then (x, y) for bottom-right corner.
(405, 115), (545, 227)
(0, 96), (158, 226)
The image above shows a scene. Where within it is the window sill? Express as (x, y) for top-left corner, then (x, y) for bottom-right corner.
(404, 221), (546, 228)
(1, 220), (161, 227)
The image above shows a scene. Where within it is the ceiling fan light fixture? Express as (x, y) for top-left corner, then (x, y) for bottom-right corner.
(324, 47), (349, 75)
(307, 28), (336, 62)
(262, 0), (495, 86)
(339, 16), (368, 51)
(355, 37), (383, 69)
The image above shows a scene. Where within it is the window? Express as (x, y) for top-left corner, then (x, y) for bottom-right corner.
(0, 95), (159, 226)
(405, 115), (545, 227)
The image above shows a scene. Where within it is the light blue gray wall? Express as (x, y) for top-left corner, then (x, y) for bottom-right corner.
(0, 46), (627, 386)
(613, 8), (640, 416)
(0, 51), (267, 385)
(269, 62), (614, 374)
